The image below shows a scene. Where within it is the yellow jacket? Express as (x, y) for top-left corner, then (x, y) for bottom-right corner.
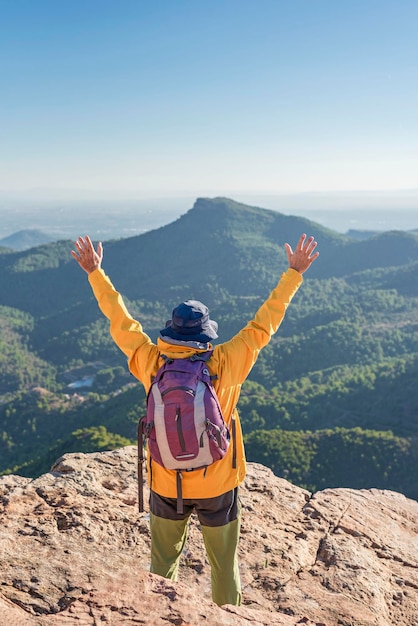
(88, 267), (303, 499)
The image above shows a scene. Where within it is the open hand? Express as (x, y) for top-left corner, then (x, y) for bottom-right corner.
(285, 234), (319, 275)
(71, 236), (103, 274)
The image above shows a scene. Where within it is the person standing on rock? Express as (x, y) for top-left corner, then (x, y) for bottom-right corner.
(71, 232), (319, 607)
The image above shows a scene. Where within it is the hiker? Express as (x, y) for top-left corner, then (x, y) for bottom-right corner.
(71, 232), (319, 607)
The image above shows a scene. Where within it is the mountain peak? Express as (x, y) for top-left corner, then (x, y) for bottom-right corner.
(192, 196), (258, 212)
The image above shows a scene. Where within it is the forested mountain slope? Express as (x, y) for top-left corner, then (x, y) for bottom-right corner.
(1, 197), (417, 499)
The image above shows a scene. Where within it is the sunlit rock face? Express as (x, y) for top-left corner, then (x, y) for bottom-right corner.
(0, 447), (417, 625)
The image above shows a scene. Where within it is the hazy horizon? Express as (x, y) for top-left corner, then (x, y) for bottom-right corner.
(1, 192), (417, 242)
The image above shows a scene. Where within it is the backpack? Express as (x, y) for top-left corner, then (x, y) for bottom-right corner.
(137, 351), (230, 513)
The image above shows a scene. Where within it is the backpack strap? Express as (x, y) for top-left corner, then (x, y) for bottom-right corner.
(231, 412), (237, 469)
(137, 417), (146, 513)
(176, 471), (183, 515)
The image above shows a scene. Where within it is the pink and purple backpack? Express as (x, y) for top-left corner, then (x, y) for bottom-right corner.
(137, 351), (230, 512)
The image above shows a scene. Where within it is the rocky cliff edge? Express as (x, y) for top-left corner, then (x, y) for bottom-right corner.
(0, 446), (417, 625)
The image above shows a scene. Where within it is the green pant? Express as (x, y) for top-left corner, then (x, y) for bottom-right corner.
(149, 489), (242, 606)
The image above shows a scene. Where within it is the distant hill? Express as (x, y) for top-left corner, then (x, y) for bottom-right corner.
(0, 229), (56, 251)
(344, 227), (418, 240)
(345, 229), (381, 240)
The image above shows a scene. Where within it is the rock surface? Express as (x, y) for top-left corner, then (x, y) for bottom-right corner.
(0, 446), (417, 625)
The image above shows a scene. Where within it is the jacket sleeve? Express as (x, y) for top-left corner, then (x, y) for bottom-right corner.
(87, 268), (159, 383)
(215, 268), (303, 386)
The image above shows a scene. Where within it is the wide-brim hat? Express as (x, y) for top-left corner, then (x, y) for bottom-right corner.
(160, 300), (218, 343)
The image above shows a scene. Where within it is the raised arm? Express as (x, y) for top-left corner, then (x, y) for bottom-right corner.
(70, 234), (159, 385)
(214, 233), (319, 387)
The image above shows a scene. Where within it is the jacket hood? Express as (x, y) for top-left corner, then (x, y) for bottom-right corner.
(157, 337), (213, 359)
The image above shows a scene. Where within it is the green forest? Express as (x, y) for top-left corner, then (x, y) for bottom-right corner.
(1, 197), (417, 500)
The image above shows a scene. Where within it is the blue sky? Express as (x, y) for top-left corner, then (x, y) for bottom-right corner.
(1, 0), (417, 199)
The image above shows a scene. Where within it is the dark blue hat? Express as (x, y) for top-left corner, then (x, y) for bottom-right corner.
(160, 300), (218, 343)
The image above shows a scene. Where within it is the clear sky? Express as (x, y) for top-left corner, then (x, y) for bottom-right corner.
(1, 0), (417, 199)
